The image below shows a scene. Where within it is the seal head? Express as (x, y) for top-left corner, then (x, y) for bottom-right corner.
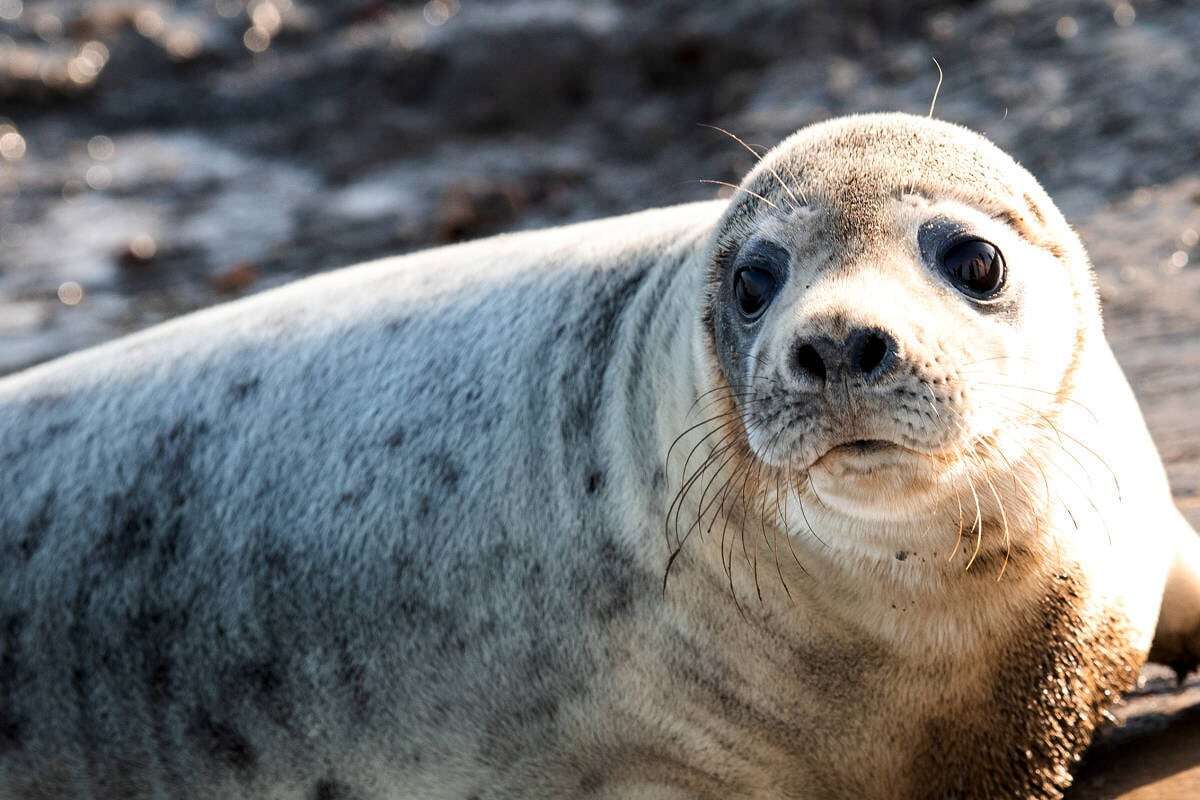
(704, 114), (1096, 531)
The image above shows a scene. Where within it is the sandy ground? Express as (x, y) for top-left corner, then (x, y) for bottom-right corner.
(1, 0), (1198, 794)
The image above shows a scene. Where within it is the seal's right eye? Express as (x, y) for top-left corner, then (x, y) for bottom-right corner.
(734, 267), (777, 318)
(941, 238), (1005, 300)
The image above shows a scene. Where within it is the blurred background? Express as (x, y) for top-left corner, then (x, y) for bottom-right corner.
(1, 0), (1199, 795)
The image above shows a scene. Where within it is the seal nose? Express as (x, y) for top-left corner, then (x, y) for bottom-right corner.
(789, 327), (897, 386)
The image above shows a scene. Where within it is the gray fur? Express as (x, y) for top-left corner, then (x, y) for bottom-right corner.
(2, 114), (1198, 799)
(0, 203), (716, 799)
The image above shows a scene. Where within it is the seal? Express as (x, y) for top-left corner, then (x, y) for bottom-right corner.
(1, 112), (1197, 799)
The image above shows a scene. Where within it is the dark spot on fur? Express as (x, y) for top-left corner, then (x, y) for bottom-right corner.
(96, 418), (208, 567)
(895, 550), (909, 561)
(0, 707), (23, 754)
(585, 538), (640, 623)
(431, 453), (462, 489)
(42, 419), (77, 442)
(259, 544), (290, 583)
(148, 658), (172, 703)
(558, 266), (650, 447)
(99, 497), (157, 565)
(15, 490), (54, 560)
(626, 257), (681, 405)
(335, 474), (377, 511)
(312, 778), (358, 800)
(0, 612), (28, 754)
(228, 378), (261, 402)
(579, 771), (604, 793)
(585, 470), (604, 495)
(188, 709), (257, 773)
(127, 604), (187, 705)
(385, 428), (406, 449)
(652, 467), (665, 490)
(335, 639), (371, 721)
(393, 550), (413, 581)
(240, 659), (293, 727)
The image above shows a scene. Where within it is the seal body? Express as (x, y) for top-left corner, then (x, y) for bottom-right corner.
(1, 114), (1198, 799)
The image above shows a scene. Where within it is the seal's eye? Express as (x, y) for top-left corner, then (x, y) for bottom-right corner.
(942, 239), (1005, 299)
(734, 268), (777, 318)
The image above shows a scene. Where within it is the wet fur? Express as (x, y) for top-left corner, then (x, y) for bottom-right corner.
(1, 114), (1198, 799)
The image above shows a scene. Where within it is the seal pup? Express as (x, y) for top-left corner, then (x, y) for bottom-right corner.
(1, 113), (1198, 799)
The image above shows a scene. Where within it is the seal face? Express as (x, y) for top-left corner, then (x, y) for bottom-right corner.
(703, 115), (1089, 528)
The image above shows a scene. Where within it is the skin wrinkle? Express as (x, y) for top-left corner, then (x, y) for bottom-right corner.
(0, 114), (1196, 799)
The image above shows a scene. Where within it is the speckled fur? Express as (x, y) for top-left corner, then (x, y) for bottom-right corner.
(1, 113), (1197, 799)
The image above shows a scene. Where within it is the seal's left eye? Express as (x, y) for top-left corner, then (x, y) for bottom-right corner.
(942, 239), (1005, 300)
(734, 268), (777, 318)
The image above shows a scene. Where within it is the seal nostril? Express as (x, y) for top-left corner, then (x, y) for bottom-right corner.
(858, 334), (888, 374)
(792, 343), (827, 383)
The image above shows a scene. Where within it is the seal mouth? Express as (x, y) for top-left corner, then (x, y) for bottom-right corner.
(831, 438), (896, 455)
(811, 437), (926, 471)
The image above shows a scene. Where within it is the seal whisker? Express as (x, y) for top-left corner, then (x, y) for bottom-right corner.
(749, 425), (791, 603)
(664, 418), (740, 547)
(755, 426), (789, 559)
(730, 349), (782, 375)
(665, 410), (743, 470)
(927, 57), (945, 119)
(668, 417), (746, 547)
(688, 382), (761, 415)
(792, 474), (828, 550)
(976, 446), (1013, 580)
(686, 423), (759, 535)
(772, 462), (810, 592)
(980, 435), (1043, 517)
(962, 468), (986, 571)
(942, 415), (1018, 569)
(973, 386), (1119, 497)
(693, 445), (746, 535)
(664, 410), (771, 598)
(713, 441), (764, 622)
(692, 390), (765, 418)
(698, 412), (770, 517)
(967, 379), (1100, 423)
(949, 473), (967, 562)
(766, 465), (793, 601)
(663, 443), (739, 595)
(734, 438), (767, 602)
(699, 123), (808, 209)
(692, 179), (779, 211)
(1023, 430), (1114, 545)
(663, 426), (762, 598)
